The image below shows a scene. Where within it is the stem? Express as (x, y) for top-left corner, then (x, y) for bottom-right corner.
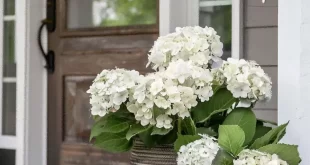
(178, 118), (182, 134)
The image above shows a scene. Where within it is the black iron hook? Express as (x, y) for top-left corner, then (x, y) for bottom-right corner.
(37, 20), (55, 73)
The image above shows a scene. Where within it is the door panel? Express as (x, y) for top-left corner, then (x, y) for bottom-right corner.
(48, 0), (158, 165)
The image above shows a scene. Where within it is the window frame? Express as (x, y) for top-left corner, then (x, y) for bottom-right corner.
(0, 0), (17, 151)
(159, 0), (243, 59)
(1, 0), (48, 165)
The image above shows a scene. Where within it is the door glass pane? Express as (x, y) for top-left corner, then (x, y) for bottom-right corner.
(2, 83), (16, 136)
(4, 0), (15, 15)
(199, 0), (232, 60)
(3, 21), (16, 77)
(67, 0), (157, 29)
(0, 149), (15, 165)
(64, 77), (93, 143)
(62, 76), (130, 164)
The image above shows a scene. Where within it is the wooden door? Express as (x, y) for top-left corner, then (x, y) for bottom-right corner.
(47, 1), (158, 165)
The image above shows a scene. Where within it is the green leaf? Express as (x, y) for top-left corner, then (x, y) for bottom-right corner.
(223, 108), (256, 145)
(250, 122), (289, 149)
(101, 116), (130, 133)
(250, 125), (272, 145)
(191, 88), (237, 123)
(157, 126), (178, 145)
(218, 125), (245, 156)
(153, 106), (165, 117)
(273, 125), (287, 144)
(212, 85), (222, 93)
(151, 127), (173, 135)
(126, 124), (150, 140)
(174, 134), (201, 151)
(90, 117), (108, 141)
(94, 131), (133, 152)
(138, 126), (157, 148)
(113, 104), (136, 119)
(92, 115), (101, 122)
(196, 127), (218, 137)
(258, 144), (301, 165)
(90, 105), (136, 141)
(182, 117), (197, 135)
(212, 148), (234, 165)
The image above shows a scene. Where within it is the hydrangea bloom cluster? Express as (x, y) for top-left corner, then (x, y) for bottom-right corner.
(177, 134), (220, 165)
(233, 149), (288, 165)
(87, 68), (141, 117)
(147, 26), (223, 70)
(213, 58), (272, 104)
(127, 59), (214, 128)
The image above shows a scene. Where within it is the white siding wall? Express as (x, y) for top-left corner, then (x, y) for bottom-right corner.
(278, 0), (310, 164)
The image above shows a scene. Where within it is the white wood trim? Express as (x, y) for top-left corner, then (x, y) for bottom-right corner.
(0, 0), (4, 136)
(199, 0), (232, 7)
(15, 0), (48, 164)
(15, 0), (26, 163)
(4, 15), (16, 21)
(232, 0), (241, 59)
(3, 77), (17, 83)
(159, 0), (171, 36)
(278, 0), (310, 163)
(0, 136), (16, 150)
(187, 0), (199, 26)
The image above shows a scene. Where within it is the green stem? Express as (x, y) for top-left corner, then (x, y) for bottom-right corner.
(178, 118), (182, 134)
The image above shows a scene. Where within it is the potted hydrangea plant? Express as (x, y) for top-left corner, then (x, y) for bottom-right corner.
(88, 26), (301, 165)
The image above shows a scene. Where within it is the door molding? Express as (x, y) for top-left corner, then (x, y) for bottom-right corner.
(15, 0), (47, 164)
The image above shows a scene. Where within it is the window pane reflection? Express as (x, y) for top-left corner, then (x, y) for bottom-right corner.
(3, 21), (16, 77)
(0, 149), (15, 165)
(67, 0), (157, 29)
(199, 0), (232, 60)
(2, 83), (16, 136)
(4, 0), (15, 15)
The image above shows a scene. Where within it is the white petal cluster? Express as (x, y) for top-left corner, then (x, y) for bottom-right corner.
(213, 58), (272, 103)
(233, 149), (288, 165)
(177, 134), (220, 165)
(87, 69), (141, 117)
(127, 59), (214, 128)
(147, 26), (223, 70)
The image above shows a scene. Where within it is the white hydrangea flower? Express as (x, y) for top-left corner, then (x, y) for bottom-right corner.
(87, 68), (141, 117)
(156, 114), (173, 129)
(177, 134), (220, 165)
(213, 58), (272, 105)
(147, 26), (224, 70)
(233, 149), (288, 165)
(127, 59), (214, 128)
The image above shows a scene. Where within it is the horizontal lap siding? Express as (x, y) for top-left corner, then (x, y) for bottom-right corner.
(243, 0), (278, 122)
